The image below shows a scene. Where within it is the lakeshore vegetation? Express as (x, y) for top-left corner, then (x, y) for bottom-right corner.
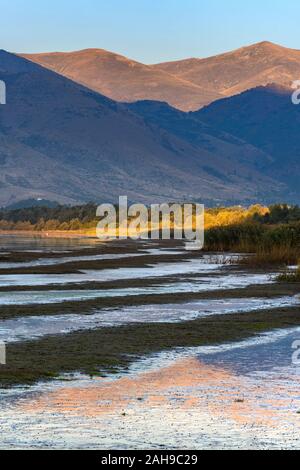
(0, 203), (299, 267)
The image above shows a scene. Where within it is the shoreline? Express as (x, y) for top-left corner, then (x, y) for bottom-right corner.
(0, 230), (97, 238)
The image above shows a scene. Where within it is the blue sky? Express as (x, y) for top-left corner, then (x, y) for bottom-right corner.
(0, 0), (299, 63)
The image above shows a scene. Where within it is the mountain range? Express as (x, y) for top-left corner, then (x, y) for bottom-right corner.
(23, 41), (300, 111)
(0, 41), (298, 207)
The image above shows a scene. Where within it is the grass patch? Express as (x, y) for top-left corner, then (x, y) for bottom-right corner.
(239, 247), (299, 268)
(205, 221), (300, 267)
(277, 265), (300, 282)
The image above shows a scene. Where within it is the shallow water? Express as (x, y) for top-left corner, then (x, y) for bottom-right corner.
(0, 253), (144, 269)
(0, 237), (298, 450)
(0, 272), (273, 305)
(0, 235), (99, 252)
(0, 257), (225, 287)
(0, 248), (186, 269)
(0, 327), (300, 449)
(1, 296), (299, 344)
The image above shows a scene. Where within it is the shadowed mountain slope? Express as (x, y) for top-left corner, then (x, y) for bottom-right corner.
(127, 99), (274, 176)
(195, 85), (300, 202)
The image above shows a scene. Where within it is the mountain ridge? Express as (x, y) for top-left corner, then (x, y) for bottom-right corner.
(21, 41), (300, 111)
(154, 41), (300, 99)
(21, 48), (222, 111)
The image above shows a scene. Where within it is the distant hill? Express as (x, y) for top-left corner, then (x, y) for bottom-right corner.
(21, 49), (222, 112)
(154, 41), (300, 100)
(4, 199), (59, 210)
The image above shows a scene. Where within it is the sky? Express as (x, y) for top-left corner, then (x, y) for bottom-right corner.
(0, 0), (300, 63)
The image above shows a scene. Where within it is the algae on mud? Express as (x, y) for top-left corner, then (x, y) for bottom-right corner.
(1, 305), (300, 388)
